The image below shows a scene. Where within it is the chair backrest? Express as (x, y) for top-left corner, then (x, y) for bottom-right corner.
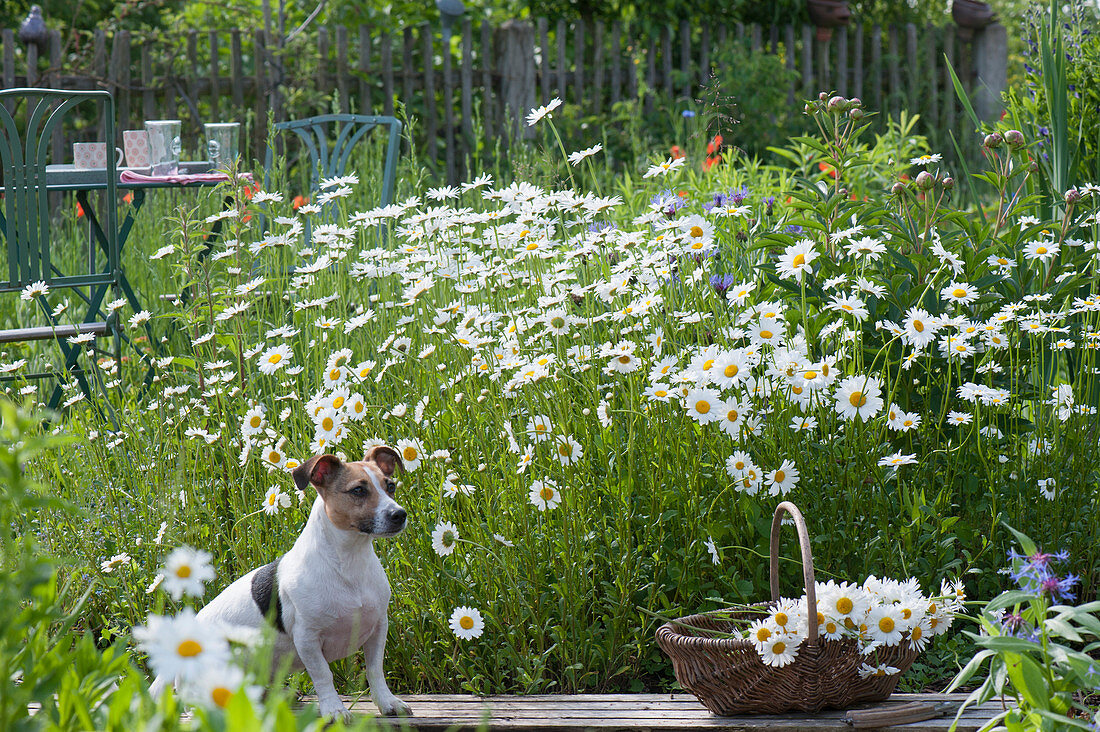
(264, 114), (402, 208)
(0, 88), (118, 294)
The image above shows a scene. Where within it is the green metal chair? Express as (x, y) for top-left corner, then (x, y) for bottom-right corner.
(264, 114), (402, 206)
(0, 88), (121, 413)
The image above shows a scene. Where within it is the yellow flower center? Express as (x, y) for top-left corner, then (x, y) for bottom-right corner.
(618, 355), (631, 364)
(403, 447), (418, 461)
(211, 687), (232, 708)
(268, 353), (282, 364)
(690, 226), (704, 238)
(267, 451), (281, 463)
(755, 627), (771, 642)
(952, 288), (966, 299)
(177, 640), (203, 657)
(760, 330), (773, 339)
(322, 417), (334, 431)
(526, 241), (539, 251)
(535, 424), (548, 433)
(1036, 246), (1048, 254)
(825, 621), (837, 634)
(558, 443), (572, 456)
(878, 617), (895, 633)
(539, 486), (554, 501)
(911, 625), (923, 640)
(695, 400), (711, 414)
(849, 391), (867, 408)
(655, 390), (667, 398)
(332, 396), (345, 409)
(913, 320), (924, 332)
(775, 612), (789, 626)
(250, 416), (262, 428)
(836, 597), (853, 615)
(329, 368), (341, 380)
(459, 615), (474, 630)
(793, 253), (806, 268)
(703, 359), (715, 370)
(774, 470), (786, 483)
(724, 364), (739, 378)
(726, 409), (739, 422)
(772, 641), (786, 654)
(803, 370), (817, 380)
(175, 565), (192, 579)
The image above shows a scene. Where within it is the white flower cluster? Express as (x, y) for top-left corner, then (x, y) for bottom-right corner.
(743, 577), (965, 671)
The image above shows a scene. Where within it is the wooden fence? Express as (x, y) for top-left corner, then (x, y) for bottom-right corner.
(2, 18), (1008, 185)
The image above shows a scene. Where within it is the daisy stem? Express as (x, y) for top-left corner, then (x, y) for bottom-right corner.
(546, 120), (577, 190)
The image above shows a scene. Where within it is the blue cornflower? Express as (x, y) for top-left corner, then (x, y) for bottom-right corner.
(682, 110), (696, 118)
(651, 189), (687, 218)
(709, 273), (736, 295)
(785, 224), (803, 234)
(587, 221), (616, 234)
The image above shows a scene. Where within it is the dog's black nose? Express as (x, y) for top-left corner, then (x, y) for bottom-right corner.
(390, 507), (407, 525)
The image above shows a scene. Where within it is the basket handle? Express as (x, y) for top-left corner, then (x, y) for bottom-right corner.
(769, 501), (818, 643)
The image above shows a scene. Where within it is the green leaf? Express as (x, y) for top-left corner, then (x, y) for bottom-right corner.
(1004, 652), (1050, 711)
(1001, 522), (1038, 556)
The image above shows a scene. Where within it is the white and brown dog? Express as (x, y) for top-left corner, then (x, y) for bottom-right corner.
(152, 446), (411, 721)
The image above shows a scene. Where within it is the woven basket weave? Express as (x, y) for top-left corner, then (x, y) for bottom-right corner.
(655, 501), (919, 715)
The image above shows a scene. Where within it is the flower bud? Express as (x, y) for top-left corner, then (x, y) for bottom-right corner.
(1065, 187), (1082, 205)
(827, 95), (847, 113)
(983, 132), (1003, 149)
(1004, 129), (1025, 147)
(804, 102), (815, 114)
(942, 176), (955, 190)
(849, 108), (864, 121)
(915, 171), (935, 190)
(1029, 161), (1039, 174)
(819, 91), (829, 102)
(891, 182), (908, 196)
(849, 97), (862, 108)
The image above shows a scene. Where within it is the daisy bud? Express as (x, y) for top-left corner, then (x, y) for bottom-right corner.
(1004, 129), (1025, 147)
(942, 176), (955, 190)
(582, 408), (591, 416)
(915, 171), (935, 191)
(891, 181), (908, 196)
(1065, 188), (1082, 205)
(819, 91), (829, 102)
(983, 132), (1003, 149)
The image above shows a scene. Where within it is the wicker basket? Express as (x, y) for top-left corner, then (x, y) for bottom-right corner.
(655, 501), (919, 715)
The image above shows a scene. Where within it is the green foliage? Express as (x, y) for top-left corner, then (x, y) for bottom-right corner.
(948, 525), (1100, 731)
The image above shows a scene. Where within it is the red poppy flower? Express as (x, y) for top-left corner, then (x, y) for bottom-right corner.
(670, 145), (685, 160)
(76, 202), (85, 218)
(818, 161), (837, 178)
(292, 195), (308, 210)
(122, 191), (134, 204)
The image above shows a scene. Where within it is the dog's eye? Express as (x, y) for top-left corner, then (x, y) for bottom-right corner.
(385, 480), (396, 493)
(349, 485), (369, 497)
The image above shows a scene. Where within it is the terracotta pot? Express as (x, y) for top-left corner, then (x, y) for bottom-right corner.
(952, 0), (996, 29)
(807, 0), (852, 29)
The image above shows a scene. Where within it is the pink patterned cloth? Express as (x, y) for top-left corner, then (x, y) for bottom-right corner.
(118, 170), (253, 185)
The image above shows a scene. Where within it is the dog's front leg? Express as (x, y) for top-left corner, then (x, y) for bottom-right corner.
(364, 615), (411, 717)
(292, 627), (351, 722)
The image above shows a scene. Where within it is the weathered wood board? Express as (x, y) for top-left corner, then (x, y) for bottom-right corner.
(319, 692), (1004, 731)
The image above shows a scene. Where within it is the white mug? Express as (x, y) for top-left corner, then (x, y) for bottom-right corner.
(122, 130), (150, 168)
(73, 142), (123, 170)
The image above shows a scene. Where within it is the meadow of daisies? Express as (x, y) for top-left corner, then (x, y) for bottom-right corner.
(3, 86), (1100, 726)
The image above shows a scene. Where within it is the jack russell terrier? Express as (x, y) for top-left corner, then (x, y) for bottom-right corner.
(151, 446), (411, 721)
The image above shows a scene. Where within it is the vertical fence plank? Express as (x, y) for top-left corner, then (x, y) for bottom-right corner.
(460, 18), (473, 168)
(186, 30), (198, 127)
(117, 32), (132, 133)
(402, 27), (414, 115)
(358, 25), (372, 115)
(480, 21), (493, 140)
(700, 24), (710, 88)
(906, 23), (918, 120)
(661, 25), (672, 98)
(208, 31), (220, 121)
(421, 23), (437, 165)
(785, 25), (796, 107)
(751, 24), (761, 53)
(680, 20), (691, 100)
(141, 41), (155, 124)
(926, 25), (938, 137)
(253, 30), (267, 161)
(92, 31), (106, 139)
(381, 31), (394, 116)
(801, 25), (813, 99)
(574, 18), (584, 107)
(2, 30), (13, 113)
(837, 26), (848, 97)
(871, 24), (882, 112)
(888, 25), (900, 117)
(317, 26), (329, 114)
(593, 20), (604, 114)
(49, 30), (63, 159)
(336, 25), (349, 115)
(230, 30), (244, 114)
(816, 32), (829, 92)
(610, 21), (621, 105)
(556, 19), (567, 100)
(442, 24), (455, 184)
(644, 29), (655, 116)
(26, 36), (38, 87)
(537, 17), (549, 105)
(625, 22), (638, 103)
(853, 23), (864, 101)
(943, 25), (956, 143)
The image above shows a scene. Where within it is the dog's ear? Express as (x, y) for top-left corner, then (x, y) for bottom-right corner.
(293, 454), (342, 494)
(365, 445), (404, 477)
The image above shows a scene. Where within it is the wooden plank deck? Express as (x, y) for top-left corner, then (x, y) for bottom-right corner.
(327, 693), (1004, 731)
